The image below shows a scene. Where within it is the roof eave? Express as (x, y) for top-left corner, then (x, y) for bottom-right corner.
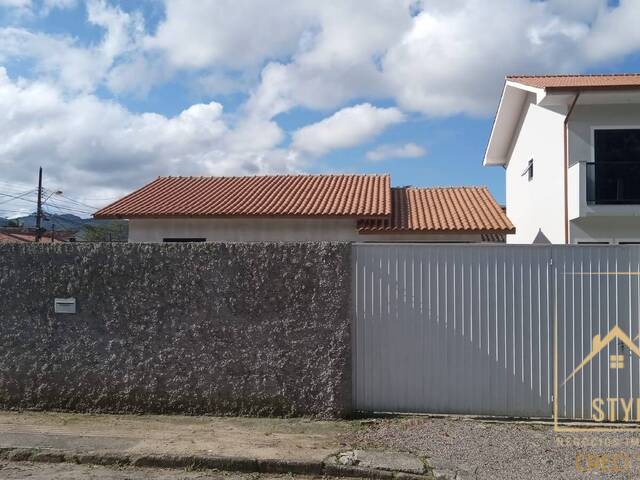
(484, 81), (546, 167)
(358, 227), (516, 235)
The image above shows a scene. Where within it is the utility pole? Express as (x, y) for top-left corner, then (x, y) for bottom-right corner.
(51, 223), (55, 244)
(35, 167), (43, 242)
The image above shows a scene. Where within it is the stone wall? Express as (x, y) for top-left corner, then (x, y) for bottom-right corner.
(0, 242), (351, 417)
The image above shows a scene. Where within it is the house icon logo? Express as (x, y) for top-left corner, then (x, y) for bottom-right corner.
(558, 324), (640, 426)
(563, 325), (640, 386)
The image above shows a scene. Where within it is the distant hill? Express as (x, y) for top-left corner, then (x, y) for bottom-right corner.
(1, 213), (128, 242)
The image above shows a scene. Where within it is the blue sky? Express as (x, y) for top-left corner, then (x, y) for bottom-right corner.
(1, 0), (640, 217)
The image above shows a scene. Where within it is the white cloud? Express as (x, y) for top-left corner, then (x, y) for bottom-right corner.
(366, 143), (425, 162)
(0, 0), (143, 93)
(106, 55), (168, 96)
(0, 28), (102, 92)
(235, 0), (626, 118)
(291, 103), (405, 155)
(0, 68), (299, 208)
(0, 0), (30, 7)
(87, 0), (143, 60)
(4, 0), (640, 116)
(193, 71), (253, 97)
(41, 0), (77, 13)
(382, 0), (589, 116)
(146, 0), (311, 69)
(546, 0), (605, 22)
(582, 0), (640, 62)
(243, 0), (413, 119)
(0, 0), (77, 11)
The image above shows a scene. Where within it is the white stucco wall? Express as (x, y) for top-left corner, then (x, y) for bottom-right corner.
(128, 217), (489, 243)
(129, 218), (361, 242)
(567, 103), (640, 243)
(568, 103), (640, 167)
(504, 94), (565, 244)
(571, 217), (640, 244)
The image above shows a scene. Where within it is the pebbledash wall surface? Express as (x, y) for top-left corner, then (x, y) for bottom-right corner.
(0, 242), (351, 417)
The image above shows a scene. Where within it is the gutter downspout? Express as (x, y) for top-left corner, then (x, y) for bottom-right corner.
(563, 92), (580, 244)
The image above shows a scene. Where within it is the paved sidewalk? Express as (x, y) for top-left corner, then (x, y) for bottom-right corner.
(0, 411), (432, 479)
(0, 411), (345, 462)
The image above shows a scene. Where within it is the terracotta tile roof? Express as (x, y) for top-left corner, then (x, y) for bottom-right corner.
(507, 73), (640, 90)
(480, 232), (507, 243)
(358, 187), (514, 233)
(94, 174), (392, 219)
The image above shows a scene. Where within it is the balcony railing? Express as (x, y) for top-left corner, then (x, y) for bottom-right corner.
(586, 161), (640, 205)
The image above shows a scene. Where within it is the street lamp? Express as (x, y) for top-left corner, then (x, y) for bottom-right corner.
(43, 190), (63, 204)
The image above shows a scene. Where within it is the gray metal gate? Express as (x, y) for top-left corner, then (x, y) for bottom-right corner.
(352, 244), (640, 419)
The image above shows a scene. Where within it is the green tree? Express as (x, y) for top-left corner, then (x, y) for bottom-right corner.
(82, 222), (128, 242)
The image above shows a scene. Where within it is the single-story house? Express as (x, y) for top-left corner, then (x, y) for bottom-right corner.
(94, 174), (514, 243)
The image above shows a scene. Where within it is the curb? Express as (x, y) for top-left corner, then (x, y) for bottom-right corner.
(0, 447), (433, 479)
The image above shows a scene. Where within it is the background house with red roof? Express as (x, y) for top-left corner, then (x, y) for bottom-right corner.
(0, 228), (74, 243)
(94, 174), (513, 243)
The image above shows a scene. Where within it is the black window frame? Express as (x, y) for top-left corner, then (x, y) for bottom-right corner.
(162, 238), (207, 243)
(588, 128), (640, 204)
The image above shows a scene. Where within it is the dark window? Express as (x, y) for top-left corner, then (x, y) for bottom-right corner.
(577, 241), (610, 245)
(162, 238), (206, 242)
(588, 129), (640, 204)
(594, 129), (640, 163)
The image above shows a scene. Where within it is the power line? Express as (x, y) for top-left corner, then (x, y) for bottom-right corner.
(44, 201), (94, 216)
(0, 181), (34, 194)
(0, 191), (38, 202)
(41, 189), (97, 215)
(0, 189), (36, 206)
(44, 198), (95, 215)
(0, 208), (35, 216)
(75, 195), (120, 201)
(0, 193), (95, 217)
(56, 193), (98, 210)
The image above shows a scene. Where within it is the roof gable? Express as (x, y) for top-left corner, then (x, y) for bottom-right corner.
(485, 73), (640, 166)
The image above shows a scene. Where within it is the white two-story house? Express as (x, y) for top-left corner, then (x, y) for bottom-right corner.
(485, 74), (640, 244)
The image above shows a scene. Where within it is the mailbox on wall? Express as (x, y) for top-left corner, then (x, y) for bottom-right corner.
(54, 298), (76, 314)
